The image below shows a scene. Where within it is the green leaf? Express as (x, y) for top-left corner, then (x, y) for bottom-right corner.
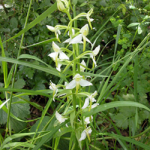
(32, 121), (68, 150)
(0, 56), (65, 79)
(5, 64), (15, 88)
(0, 37), (8, 85)
(0, 87), (51, 97)
(2, 142), (35, 149)
(30, 116), (53, 133)
(21, 38), (57, 48)
(83, 101), (150, 116)
(98, 132), (150, 150)
(14, 79), (25, 89)
(127, 23), (139, 28)
(109, 113), (129, 129)
(0, 95), (30, 132)
(10, 17), (18, 29)
(1, 132), (36, 148)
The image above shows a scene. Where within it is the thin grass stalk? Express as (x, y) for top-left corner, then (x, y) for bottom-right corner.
(6, 0), (33, 136)
(134, 54), (138, 135)
(113, 24), (122, 63)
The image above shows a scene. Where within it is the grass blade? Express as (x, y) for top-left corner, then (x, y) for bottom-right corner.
(83, 101), (150, 116)
(0, 56), (65, 78)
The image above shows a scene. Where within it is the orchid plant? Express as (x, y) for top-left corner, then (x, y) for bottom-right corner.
(47, 0), (100, 148)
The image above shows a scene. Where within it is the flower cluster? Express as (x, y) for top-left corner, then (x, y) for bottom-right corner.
(47, 0), (100, 144)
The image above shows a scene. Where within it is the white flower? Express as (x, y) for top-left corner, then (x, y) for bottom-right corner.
(84, 116), (93, 125)
(66, 74), (92, 91)
(80, 60), (86, 72)
(48, 42), (69, 69)
(46, 25), (61, 41)
(69, 24), (91, 45)
(82, 91), (97, 109)
(88, 45), (100, 67)
(79, 127), (92, 141)
(50, 42), (69, 60)
(57, 0), (69, 12)
(49, 81), (58, 101)
(55, 111), (67, 124)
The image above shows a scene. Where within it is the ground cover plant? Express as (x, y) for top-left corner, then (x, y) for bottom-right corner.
(0, 0), (150, 149)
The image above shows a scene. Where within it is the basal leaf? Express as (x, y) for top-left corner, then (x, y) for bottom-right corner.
(14, 79), (25, 89)
(0, 95), (30, 132)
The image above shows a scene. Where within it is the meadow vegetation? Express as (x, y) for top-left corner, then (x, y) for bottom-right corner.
(0, 0), (150, 149)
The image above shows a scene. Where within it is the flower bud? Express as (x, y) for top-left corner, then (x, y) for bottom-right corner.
(57, 0), (69, 12)
(57, 0), (65, 11)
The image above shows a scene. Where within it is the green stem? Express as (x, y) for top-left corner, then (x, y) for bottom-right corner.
(6, 0), (33, 135)
(73, 5), (80, 72)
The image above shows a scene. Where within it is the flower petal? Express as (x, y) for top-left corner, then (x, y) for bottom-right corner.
(90, 18), (94, 22)
(91, 97), (96, 102)
(52, 42), (60, 52)
(46, 25), (55, 32)
(55, 111), (66, 123)
(66, 80), (76, 89)
(79, 130), (86, 141)
(84, 117), (91, 124)
(84, 36), (92, 44)
(69, 34), (83, 44)
(93, 45), (100, 56)
(87, 128), (92, 134)
(57, 29), (61, 35)
(80, 60), (86, 72)
(48, 52), (58, 61)
(82, 98), (89, 109)
(63, 38), (71, 43)
(80, 24), (89, 36)
(59, 51), (69, 60)
(91, 103), (99, 109)
(80, 79), (92, 87)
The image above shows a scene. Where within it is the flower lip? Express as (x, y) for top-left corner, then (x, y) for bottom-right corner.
(80, 60), (86, 72)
